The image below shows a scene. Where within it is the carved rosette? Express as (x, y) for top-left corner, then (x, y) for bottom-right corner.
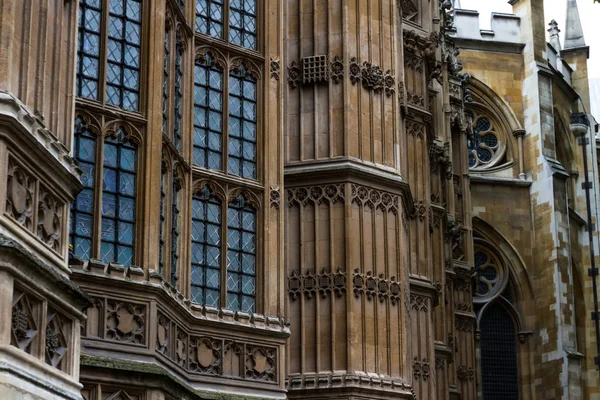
(349, 57), (361, 84)
(245, 345), (276, 382)
(330, 56), (344, 83)
(6, 158), (35, 230)
(287, 61), (301, 88)
(384, 71), (395, 96)
(106, 301), (145, 344)
(270, 57), (280, 80)
(361, 61), (384, 92)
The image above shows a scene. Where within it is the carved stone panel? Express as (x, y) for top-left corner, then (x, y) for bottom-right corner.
(11, 288), (39, 354)
(106, 300), (146, 344)
(6, 157), (35, 231)
(245, 344), (276, 382)
(189, 336), (222, 375)
(37, 185), (64, 253)
(45, 308), (69, 371)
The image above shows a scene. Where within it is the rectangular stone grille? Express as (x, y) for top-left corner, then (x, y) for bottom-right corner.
(302, 55), (329, 84)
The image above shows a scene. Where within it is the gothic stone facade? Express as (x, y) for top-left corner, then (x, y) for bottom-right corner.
(0, 0), (599, 399)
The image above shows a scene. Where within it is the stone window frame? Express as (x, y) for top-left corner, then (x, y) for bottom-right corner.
(466, 110), (508, 171)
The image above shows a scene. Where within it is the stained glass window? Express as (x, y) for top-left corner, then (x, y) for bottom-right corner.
(480, 303), (519, 400)
(229, 0), (257, 50)
(171, 173), (181, 285)
(226, 195), (256, 313)
(195, 0), (224, 38)
(76, 0), (102, 99)
(173, 42), (184, 151)
(100, 129), (137, 267)
(194, 55), (223, 170)
(70, 118), (96, 259)
(191, 186), (222, 307)
(159, 161), (167, 273)
(228, 67), (257, 179)
(163, 30), (170, 134)
(106, 0), (142, 111)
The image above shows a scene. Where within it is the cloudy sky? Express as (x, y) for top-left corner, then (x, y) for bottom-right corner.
(459, 0), (599, 78)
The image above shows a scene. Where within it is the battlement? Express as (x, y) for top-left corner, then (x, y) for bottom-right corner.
(451, 9), (522, 45)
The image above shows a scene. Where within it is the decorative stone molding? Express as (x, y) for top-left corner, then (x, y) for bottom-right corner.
(330, 56), (344, 83)
(454, 301), (472, 313)
(457, 365), (475, 381)
(411, 200), (427, 221)
(270, 57), (280, 80)
(6, 157), (35, 231)
(156, 313), (170, 355)
(413, 357), (430, 381)
(435, 356), (446, 370)
(106, 300), (146, 344)
(410, 294), (429, 312)
(352, 269), (401, 305)
(349, 57), (362, 84)
(246, 344), (277, 382)
(406, 119), (426, 138)
(288, 268), (346, 300)
(287, 184), (345, 208)
(287, 61), (301, 88)
(455, 315), (475, 332)
(270, 186), (280, 210)
(429, 141), (453, 180)
(190, 336), (222, 375)
(350, 184), (400, 214)
(361, 61), (384, 92)
(286, 372), (413, 393)
(404, 54), (423, 72)
(45, 309), (69, 370)
(303, 55), (329, 84)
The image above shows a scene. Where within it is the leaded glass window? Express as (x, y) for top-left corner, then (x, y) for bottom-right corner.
(159, 161), (167, 273)
(100, 130), (137, 267)
(229, 0), (257, 50)
(163, 30), (170, 134)
(77, 0), (102, 99)
(480, 303), (519, 400)
(173, 42), (184, 151)
(191, 186), (222, 307)
(195, 0), (224, 38)
(106, 0), (142, 110)
(228, 67), (257, 179)
(70, 118), (96, 259)
(171, 174), (181, 285)
(227, 195), (256, 313)
(194, 55), (223, 169)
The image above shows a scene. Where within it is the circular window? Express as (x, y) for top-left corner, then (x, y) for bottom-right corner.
(473, 246), (508, 302)
(467, 116), (502, 169)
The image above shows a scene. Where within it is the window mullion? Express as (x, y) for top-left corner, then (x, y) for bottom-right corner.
(92, 133), (105, 260)
(223, 0), (230, 43)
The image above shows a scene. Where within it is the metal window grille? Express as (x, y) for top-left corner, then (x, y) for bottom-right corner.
(99, 130), (137, 267)
(195, 0), (224, 38)
(76, 0), (102, 99)
(190, 186), (222, 307)
(105, 0), (142, 111)
(229, 0), (257, 50)
(193, 56), (223, 170)
(70, 118), (96, 260)
(226, 195), (256, 313)
(302, 55), (329, 84)
(228, 67), (257, 180)
(480, 303), (519, 400)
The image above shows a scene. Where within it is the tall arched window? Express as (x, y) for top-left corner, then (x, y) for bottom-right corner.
(474, 242), (520, 400)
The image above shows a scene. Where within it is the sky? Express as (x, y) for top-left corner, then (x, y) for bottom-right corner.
(459, 0), (599, 78)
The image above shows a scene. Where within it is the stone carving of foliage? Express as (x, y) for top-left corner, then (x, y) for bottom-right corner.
(189, 336), (222, 375)
(106, 300), (145, 344)
(270, 186), (280, 210)
(330, 56), (344, 83)
(11, 289), (38, 354)
(361, 61), (384, 92)
(287, 184), (345, 208)
(350, 184), (400, 214)
(413, 357), (430, 381)
(45, 309), (69, 370)
(245, 345), (276, 382)
(37, 186), (63, 252)
(270, 57), (280, 80)
(287, 61), (301, 88)
(6, 158), (34, 230)
(457, 365), (475, 381)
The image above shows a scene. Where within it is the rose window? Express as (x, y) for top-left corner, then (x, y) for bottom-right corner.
(474, 248), (505, 300)
(468, 117), (499, 168)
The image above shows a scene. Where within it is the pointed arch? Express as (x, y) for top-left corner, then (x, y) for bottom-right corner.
(103, 119), (143, 145)
(195, 46), (227, 70)
(229, 57), (261, 81)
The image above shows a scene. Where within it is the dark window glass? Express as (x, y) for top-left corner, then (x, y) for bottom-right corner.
(228, 67), (257, 179)
(191, 186), (222, 307)
(76, 0), (102, 99)
(226, 195), (256, 313)
(480, 303), (519, 400)
(468, 117), (498, 168)
(193, 55), (223, 170)
(100, 129), (137, 267)
(195, 0), (224, 38)
(70, 118), (96, 260)
(159, 161), (167, 274)
(163, 30), (170, 134)
(105, 0), (142, 111)
(173, 42), (184, 151)
(229, 0), (257, 50)
(171, 173), (181, 285)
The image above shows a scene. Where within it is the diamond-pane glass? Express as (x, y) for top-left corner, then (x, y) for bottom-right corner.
(194, 56), (223, 170)
(70, 118), (96, 260)
(196, 0), (224, 38)
(100, 129), (137, 267)
(191, 186), (222, 307)
(173, 42), (183, 151)
(228, 67), (257, 179)
(229, 0), (257, 50)
(76, 0), (102, 100)
(226, 195), (255, 313)
(171, 172), (180, 286)
(163, 30), (170, 134)
(105, 0), (142, 111)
